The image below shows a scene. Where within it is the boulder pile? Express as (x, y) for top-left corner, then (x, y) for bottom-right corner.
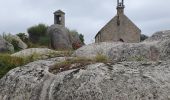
(1, 30), (170, 100)
(73, 30), (170, 62)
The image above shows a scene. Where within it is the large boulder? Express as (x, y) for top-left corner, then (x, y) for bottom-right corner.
(47, 25), (72, 50)
(73, 42), (123, 58)
(0, 36), (14, 53)
(11, 48), (57, 57)
(144, 30), (170, 42)
(73, 30), (170, 62)
(1, 57), (170, 100)
(11, 35), (28, 50)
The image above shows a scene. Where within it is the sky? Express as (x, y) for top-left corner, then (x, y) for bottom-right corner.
(0, 0), (170, 44)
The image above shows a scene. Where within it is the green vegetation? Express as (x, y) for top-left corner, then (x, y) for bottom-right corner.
(0, 50), (73, 79)
(0, 53), (42, 79)
(0, 54), (26, 78)
(49, 57), (93, 73)
(50, 54), (109, 74)
(128, 56), (147, 61)
(16, 33), (28, 42)
(79, 34), (84, 44)
(95, 53), (108, 63)
(27, 24), (50, 47)
(2, 33), (21, 52)
(68, 29), (85, 44)
(28, 24), (48, 36)
(140, 34), (149, 41)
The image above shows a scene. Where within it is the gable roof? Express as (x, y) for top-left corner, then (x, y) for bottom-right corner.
(95, 14), (141, 38)
(54, 10), (65, 15)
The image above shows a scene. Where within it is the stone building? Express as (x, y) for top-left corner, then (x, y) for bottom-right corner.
(48, 10), (84, 50)
(95, 0), (141, 43)
(54, 10), (65, 27)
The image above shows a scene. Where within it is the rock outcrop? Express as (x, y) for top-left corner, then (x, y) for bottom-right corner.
(47, 25), (72, 50)
(73, 30), (170, 62)
(11, 48), (58, 58)
(1, 57), (170, 100)
(1, 30), (170, 100)
(11, 35), (28, 50)
(0, 36), (14, 53)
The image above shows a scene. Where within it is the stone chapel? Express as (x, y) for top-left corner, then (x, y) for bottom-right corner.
(95, 0), (141, 43)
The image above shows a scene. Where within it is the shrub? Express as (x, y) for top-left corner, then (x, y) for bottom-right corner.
(16, 33), (29, 43)
(11, 39), (21, 52)
(27, 24), (49, 46)
(79, 34), (84, 44)
(140, 34), (149, 42)
(2, 33), (21, 52)
(69, 30), (85, 50)
(39, 36), (50, 46)
(28, 24), (48, 36)
(72, 42), (82, 50)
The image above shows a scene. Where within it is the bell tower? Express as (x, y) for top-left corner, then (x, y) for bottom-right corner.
(54, 10), (65, 27)
(116, 0), (125, 25)
(117, 0), (125, 15)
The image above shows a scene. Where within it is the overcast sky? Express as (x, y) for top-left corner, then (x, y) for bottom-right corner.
(0, 0), (170, 44)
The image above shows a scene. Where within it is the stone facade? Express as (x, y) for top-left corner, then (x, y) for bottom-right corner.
(54, 10), (65, 27)
(95, 0), (141, 43)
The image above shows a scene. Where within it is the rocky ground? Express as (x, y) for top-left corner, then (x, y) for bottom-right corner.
(73, 30), (170, 62)
(1, 30), (170, 100)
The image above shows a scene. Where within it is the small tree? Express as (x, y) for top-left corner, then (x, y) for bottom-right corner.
(79, 34), (84, 44)
(27, 23), (49, 47)
(140, 34), (149, 42)
(68, 29), (85, 49)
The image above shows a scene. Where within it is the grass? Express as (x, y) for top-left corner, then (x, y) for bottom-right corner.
(95, 53), (108, 63)
(49, 57), (93, 73)
(49, 54), (109, 74)
(128, 56), (147, 61)
(0, 50), (74, 79)
(0, 50), (108, 78)
(0, 54), (27, 78)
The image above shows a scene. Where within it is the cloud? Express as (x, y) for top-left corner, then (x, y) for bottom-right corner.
(0, 0), (170, 44)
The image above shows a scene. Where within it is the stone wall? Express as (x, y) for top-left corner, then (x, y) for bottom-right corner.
(95, 14), (141, 43)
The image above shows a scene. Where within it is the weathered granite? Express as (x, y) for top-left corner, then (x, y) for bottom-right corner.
(74, 30), (170, 62)
(47, 24), (72, 50)
(0, 36), (14, 53)
(12, 35), (28, 49)
(11, 48), (57, 57)
(1, 57), (170, 100)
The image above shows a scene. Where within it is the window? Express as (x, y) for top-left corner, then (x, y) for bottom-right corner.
(56, 15), (62, 24)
